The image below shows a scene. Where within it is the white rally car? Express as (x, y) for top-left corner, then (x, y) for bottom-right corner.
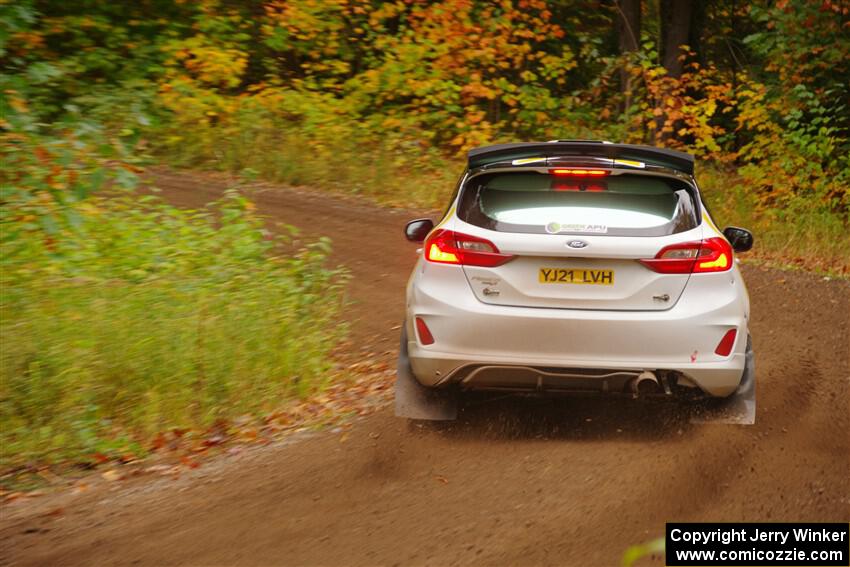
(396, 141), (755, 421)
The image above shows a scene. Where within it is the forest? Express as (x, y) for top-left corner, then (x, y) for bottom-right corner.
(1, 0), (848, 473)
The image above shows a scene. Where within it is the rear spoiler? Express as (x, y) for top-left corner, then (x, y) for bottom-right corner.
(467, 141), (694, 175)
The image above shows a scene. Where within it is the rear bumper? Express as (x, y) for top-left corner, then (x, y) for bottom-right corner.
(406, 262), (749, 397)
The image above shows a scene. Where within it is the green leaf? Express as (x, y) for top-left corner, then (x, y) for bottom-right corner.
(38, 213), (59, 235)
(622, 537), (665, 567)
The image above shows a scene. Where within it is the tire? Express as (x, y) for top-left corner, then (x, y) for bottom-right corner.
(691, 334), (756, 424)
(730, 334), (755, 399)
(394, 323), (458, 421)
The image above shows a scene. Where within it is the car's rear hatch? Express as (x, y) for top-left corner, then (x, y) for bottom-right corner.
(455, 169), (702, 311)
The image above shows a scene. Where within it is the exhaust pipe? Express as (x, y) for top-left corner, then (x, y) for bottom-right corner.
(631, 371), (661, 397)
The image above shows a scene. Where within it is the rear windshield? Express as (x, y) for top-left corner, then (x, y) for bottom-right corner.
(457, 172), (698, 236)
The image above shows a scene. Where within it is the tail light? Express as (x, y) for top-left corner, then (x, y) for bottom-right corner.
(639, 237), (733, 274)
(424, 229), (515, 268)
(714, 328), (737, 356)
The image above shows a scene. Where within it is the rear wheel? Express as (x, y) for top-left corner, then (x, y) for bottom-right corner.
(394, 324), (458, 421)
(690, 335), (755, 424)
(732, 335), (755, 399)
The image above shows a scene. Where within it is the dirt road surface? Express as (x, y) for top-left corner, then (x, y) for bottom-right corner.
(2, 169), (848, 567)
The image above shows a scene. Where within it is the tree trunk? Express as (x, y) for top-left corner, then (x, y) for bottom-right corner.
(615, 0), (641, 117)
(617, 0), (641, 54)
(652, 0), (694, 143)
(660, 0), (693, 78)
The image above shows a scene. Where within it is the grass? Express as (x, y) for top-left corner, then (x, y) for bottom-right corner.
(699, 166), (850, 276)
(0, 192), (348, 471)
(160, 112), (458, 210)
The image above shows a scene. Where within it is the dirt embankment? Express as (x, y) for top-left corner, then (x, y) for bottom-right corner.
(2, 168), (848, 567)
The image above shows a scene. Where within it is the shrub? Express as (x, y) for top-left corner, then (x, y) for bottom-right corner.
(0, 191), (348, 469)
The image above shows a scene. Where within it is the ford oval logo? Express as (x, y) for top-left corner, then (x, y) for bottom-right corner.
(566, 239), (589, 249)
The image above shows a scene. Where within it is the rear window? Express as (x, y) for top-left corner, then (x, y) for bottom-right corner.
(457, 172), (698, 236)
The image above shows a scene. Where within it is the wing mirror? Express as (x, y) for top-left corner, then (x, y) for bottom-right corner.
(404, 218), (434, 243)
(723, 226), (754, 253)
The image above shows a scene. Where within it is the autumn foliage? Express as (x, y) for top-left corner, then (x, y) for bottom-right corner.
(4, 1), (848, 210)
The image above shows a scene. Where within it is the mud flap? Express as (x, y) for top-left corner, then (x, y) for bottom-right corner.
(690, 336), (756, 425)
(395, 326), (458, 421)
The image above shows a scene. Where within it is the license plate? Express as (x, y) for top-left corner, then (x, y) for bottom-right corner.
(539, 268), (614, 285)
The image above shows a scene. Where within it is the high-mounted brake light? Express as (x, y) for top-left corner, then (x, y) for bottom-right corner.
(424, 229), (515, 267)
(639, 237), (733, 274)
(549, 168), (609, 177)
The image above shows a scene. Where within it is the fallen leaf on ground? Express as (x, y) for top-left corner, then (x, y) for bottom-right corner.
(37, 469), (63, 484)
(3, 492), (24, 502)
(202, 435), (226, 448)
(150, 432), (167, 451)
(101, 469), (121, 482)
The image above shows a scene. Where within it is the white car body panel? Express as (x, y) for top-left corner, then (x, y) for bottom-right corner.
(457, 217), (702, 311)
(404, 167), (751, 398)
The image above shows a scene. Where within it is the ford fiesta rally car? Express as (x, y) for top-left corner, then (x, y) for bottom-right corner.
(395, 141), (755, 421)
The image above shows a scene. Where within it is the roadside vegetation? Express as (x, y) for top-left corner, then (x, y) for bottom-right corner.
(0, 128), (348, 474)
(1, 7), (348, 475)
(1, 0), (848, 477)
